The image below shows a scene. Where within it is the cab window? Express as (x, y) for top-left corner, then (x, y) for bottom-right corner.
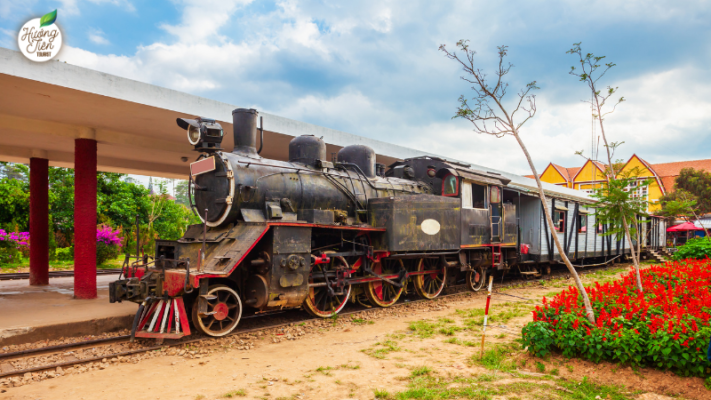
(443, 175), (458, 196)
(472, 183), (487, 209)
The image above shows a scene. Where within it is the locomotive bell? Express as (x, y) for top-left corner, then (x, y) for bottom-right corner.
(176, 117), (224, 151)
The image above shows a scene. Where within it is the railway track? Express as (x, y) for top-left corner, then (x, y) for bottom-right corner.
(0, 269), (122, 281)
(0, 262), (621, 380)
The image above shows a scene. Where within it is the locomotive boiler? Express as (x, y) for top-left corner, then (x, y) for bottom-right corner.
(109, 108), (518, 339)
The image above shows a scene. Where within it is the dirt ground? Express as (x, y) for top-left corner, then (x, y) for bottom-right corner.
(2, 264), (709, 400)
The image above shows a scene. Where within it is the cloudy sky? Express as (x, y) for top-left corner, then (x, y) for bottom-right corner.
(2, 0), (710, 176)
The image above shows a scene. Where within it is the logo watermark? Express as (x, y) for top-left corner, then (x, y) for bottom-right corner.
(18, 10), (63, 62)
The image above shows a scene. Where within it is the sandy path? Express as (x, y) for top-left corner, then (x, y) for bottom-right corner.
(2, 265), (709, 400)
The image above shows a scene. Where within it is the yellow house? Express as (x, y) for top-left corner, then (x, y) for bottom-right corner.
(616, 154), (665, 213)
(537, 163), (581, 188)
(530, 156), (711, 214)
(571, 160), (607, 194)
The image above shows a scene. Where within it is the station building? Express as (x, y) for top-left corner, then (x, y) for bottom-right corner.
(529, 156), (711, 213)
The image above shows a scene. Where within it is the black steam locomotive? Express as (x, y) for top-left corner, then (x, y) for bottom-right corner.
(109, 107), (638, 339)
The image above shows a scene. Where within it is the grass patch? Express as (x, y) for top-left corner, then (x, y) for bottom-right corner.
(472, 343), (518, 372)
(373, 388), (392, 400)
(455, 308), (485, 318)
(410, 366), (432, 377)
(316, 366), (334, 375)
(351, 317), (374, 325)
(339, 363), (360, 370)
(535, 362), (545, 373)
(438, 325), (462, 336)
(391, 371), (634, 400)
(222, 389), (247, 398)
(408, 320), (439, 338)
(362, 340), (401, 359)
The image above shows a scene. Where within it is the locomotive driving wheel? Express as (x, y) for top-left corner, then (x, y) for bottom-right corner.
(192, 284), (242, 337)
(466, 265), (486, 292)
(364, 259), (405, 307)
(413, 257), (447, 299)
(303, 253), (352, 318)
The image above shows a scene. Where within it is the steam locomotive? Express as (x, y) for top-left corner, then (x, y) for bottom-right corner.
(110, 108), (660, 340)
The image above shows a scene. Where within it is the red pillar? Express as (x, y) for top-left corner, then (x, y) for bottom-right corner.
(74, 138), (97, 299)
(29, 157), (49, 286)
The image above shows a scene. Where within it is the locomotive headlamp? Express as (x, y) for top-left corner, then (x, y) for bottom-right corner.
(177, 117), (224, 151)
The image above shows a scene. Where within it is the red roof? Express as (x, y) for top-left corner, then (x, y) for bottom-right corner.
(548, 163), (572, 181)
(648, 159), (711, 191)
(565, 167), (581, 181)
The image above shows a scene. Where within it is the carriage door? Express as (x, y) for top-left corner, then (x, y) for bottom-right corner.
(490, 186), (502, 243)
(461, 181), (490, 246)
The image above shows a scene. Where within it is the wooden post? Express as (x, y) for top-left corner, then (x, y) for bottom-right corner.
(480, 275), (494, 359)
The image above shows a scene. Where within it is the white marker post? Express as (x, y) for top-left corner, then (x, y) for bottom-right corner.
(480, 275), (494, 359)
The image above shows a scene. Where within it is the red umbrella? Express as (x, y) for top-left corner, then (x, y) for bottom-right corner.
(667, 222), (698, 232)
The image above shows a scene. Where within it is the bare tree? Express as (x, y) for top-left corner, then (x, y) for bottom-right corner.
(567, 43), (644, 292)
(439, 41), (595, 324)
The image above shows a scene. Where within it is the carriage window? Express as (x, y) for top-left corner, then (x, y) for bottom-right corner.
(577, 214), (587, 233)
(443, 175), (458, 196)
(490, 186), (501, 204)
(554, 211), (566, 232)
(472, 183), (487, 209)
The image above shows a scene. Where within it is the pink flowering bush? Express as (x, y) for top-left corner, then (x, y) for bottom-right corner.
(0, 229), (29, 264)
(96, 224), (122, 265)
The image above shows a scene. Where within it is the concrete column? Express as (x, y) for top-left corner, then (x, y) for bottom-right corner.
(74, 137), (97, 299)
(29, 156), (49, 286)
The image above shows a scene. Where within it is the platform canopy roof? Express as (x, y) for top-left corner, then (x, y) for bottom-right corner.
(0, 47), (592, 203)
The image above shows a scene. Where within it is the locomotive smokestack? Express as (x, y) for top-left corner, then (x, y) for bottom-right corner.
(232, 108), (259, 155)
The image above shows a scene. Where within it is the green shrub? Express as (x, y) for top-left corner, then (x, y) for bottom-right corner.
(96, 241), (120, 265)
(673, 237), (711, 260)
(56, 246), (74, 261)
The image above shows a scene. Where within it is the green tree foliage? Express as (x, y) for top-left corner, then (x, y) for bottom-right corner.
(0, 162), (29, 181)
(174, 179), (189, 206)
(0, 163), (199, 256)
(591, 176), (651, 244)
(0, 176), (29, 232)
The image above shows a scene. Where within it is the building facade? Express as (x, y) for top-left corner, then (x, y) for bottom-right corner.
(528, 156), (711, 213)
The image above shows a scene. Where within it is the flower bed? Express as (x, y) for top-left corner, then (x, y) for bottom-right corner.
(0, 229), (29, 264)
(522, 259), (711, 377)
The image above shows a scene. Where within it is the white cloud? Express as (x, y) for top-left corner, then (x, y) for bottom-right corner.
(159, 0), (253, 44)
(41, 0), (711, 175)
(88, 28), (110, 45)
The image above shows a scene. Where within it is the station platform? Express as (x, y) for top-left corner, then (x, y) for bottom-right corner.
(0, 274), (137, 346)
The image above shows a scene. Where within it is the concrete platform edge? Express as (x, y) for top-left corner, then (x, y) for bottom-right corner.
(0, 314), (133, 347)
